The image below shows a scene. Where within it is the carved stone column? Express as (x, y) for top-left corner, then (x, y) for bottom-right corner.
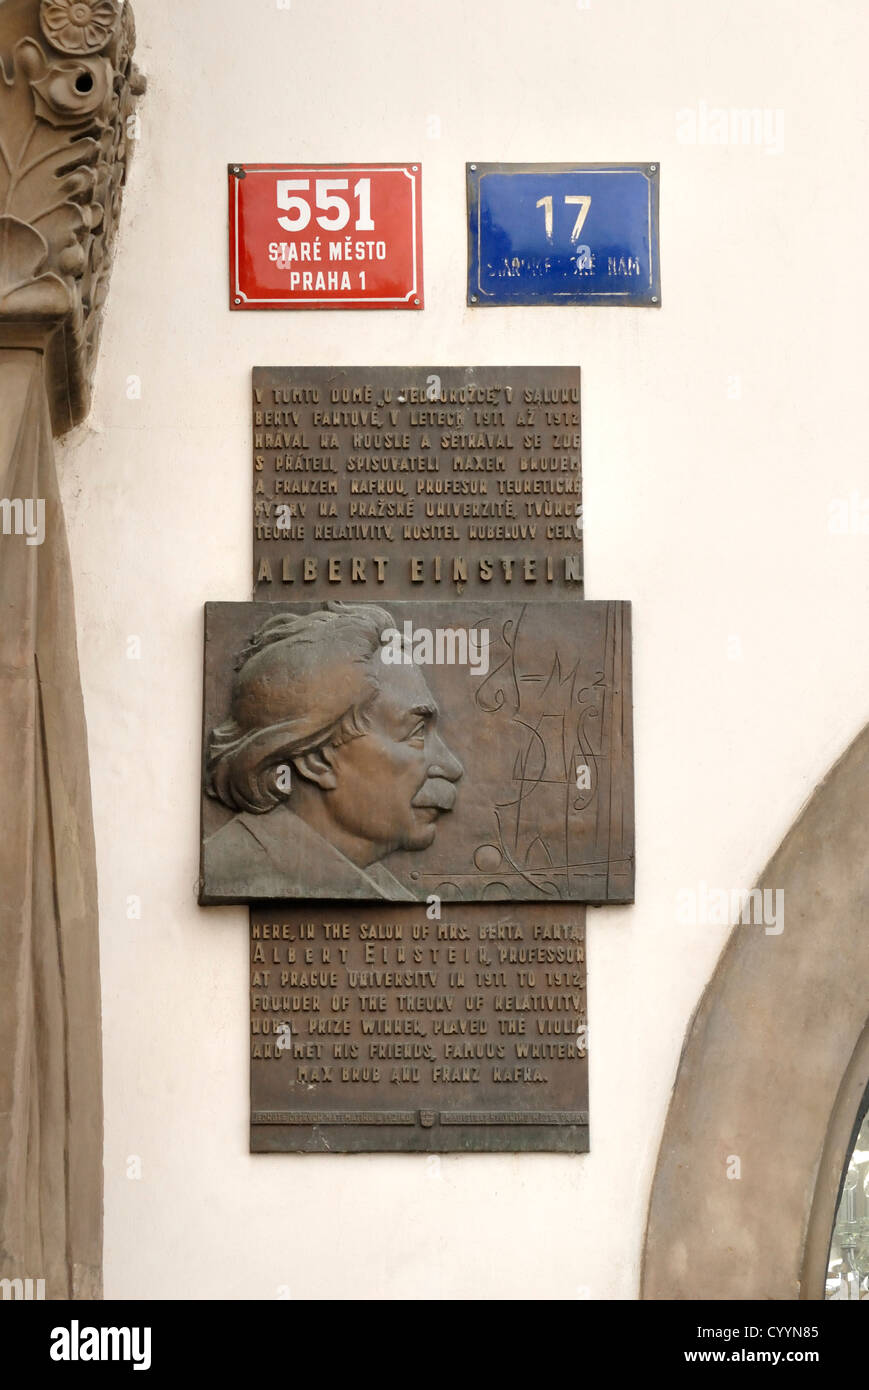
(0, 0), (142, 1300)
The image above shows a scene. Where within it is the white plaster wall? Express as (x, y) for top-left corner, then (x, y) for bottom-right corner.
(56, 0), (869, 1299)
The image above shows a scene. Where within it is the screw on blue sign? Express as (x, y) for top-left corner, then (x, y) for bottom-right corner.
(467, 163), (660, 307)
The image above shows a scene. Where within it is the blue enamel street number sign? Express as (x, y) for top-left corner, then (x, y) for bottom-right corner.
(467, 162), (660, 307)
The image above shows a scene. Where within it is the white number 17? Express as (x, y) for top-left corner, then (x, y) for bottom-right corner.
(535, 194), (592, 243)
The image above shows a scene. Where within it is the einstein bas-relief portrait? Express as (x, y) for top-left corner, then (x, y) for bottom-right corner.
(203, 603), (464, 901)
(200, 599), (635, 906)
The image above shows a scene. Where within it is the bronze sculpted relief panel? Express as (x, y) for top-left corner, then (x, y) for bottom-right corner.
(200, 599), (633, 905)
(197, 364), (632, 1152)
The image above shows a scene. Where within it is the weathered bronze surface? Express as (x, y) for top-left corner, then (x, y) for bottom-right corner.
(200, 599), (633, 905)
(250, 902), (588, 1153)
(200, 361), (632, 1154)
(252, 365), (583, 601)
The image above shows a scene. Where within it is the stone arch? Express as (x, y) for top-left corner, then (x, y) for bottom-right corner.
(642, 723), (869, 1300)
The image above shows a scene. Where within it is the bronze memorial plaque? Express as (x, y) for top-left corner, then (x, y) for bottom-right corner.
(197, 363), (633, 1152)
(199, 599), (633, 905)
(250, 902), (588, 1153)
(252, 366), (583, 601)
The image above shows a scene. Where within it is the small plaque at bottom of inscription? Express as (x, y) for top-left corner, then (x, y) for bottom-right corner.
(251, 903), (588, 1153)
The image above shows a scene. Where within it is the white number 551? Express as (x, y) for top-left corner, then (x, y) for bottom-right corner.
(277, 178), (374, 234)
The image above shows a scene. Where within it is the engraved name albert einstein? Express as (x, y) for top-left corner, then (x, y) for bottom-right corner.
(203, 603), (464, 901)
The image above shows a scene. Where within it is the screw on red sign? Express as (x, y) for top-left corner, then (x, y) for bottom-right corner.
(229, 164), (424, 310)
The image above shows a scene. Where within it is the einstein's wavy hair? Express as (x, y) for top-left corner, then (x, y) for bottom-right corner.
(206, 601), (397, 815)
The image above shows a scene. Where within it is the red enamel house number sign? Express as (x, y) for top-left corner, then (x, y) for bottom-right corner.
(229, 163), (424, 310)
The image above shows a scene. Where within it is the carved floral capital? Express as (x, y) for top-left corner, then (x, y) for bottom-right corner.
(0, 0), (143, 432)
(40, 0), (120, 56)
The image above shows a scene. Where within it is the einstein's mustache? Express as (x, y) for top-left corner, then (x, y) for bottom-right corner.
(411, 778), (458, 813)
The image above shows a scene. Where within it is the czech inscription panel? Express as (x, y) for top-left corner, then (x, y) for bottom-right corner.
(200, 599), (633, 906)
(250, 902), (588, 1153)
(252, 366), (583, 601)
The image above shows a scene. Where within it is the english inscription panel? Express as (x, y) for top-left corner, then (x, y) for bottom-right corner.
(252, 366), (582, 601)
(250, 902), (588, 1153)
(200, 599), (633, 905)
